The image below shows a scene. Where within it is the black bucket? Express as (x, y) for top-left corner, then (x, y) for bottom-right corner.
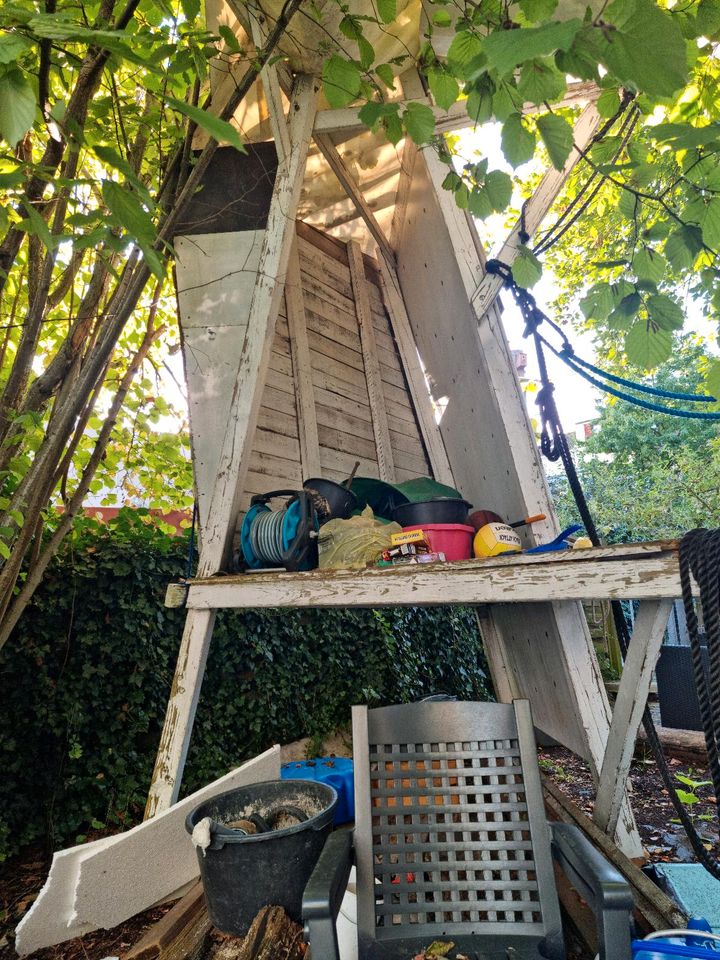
(303, 477), (357, 523)
(185, 779), (337, 936)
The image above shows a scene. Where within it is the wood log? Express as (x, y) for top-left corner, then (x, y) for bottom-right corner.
(635, 725), (708, 767)
(208, 907), (305, 960)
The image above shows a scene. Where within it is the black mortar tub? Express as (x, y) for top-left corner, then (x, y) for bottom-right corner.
(186, 779), (337, 936)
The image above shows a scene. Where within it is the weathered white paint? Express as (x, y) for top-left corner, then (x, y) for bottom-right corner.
(315, 134), (396, 265)
(376, 254), (455, 487)
(285, 238), (321, 477)
(348, 239), (396, 482)
(175, 230), (265, 535)
(471, 102), (602, 317)
(186, 544), (692, 608)
(593, 599), (673, 836)
(392, 141), (642, 856)
(16, 748), (280, 955)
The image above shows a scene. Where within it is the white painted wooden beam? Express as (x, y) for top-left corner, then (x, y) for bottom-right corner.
(186, 544), (694, 610)
(471, 102), (601, 317)
(375, 253), (455, 487)
(313, 81), (601, 141)
(147, 75), (318, 817)
(248, 10), (290, 161)
(348, 239), (396, 481)
(593, 599), (673, 836)
(285, 238), (321, 477)
(314, 133), (396, 265)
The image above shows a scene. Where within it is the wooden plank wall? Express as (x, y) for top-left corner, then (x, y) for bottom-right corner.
(238, 220), (432, 510)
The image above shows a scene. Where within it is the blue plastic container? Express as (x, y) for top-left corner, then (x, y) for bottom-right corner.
(282, 757), (354, 825)
(633, 922), (720, 959)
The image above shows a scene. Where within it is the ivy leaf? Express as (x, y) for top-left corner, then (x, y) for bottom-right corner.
(512, 245), (542, 288)
(580, 282), (615, 321)
(596, 87), (621, 119)
(322, 55), (361, 109)
(403, 101), (435, 144)
(517, 59), (566, 104)
(624, 321), (672, 370)
(427, 68), (459, 110)
(700, 198), (720, 249)
(165, 95), (244, 151)
(647, 294), (684, 331)
(484, 170), (513, 212)
(377, 0), (397, 25)
(600, 0), (687, 98)
(632, 247), (666, 285)
(501, 113), (536, 167)
(537, 113), (574, 170)
(483, 19), (581, 75)
(0, 67), (35, 147)
(0, 31), (31, 64)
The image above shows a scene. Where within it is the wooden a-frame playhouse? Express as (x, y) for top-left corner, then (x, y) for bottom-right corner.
(146, 0), (695, 861)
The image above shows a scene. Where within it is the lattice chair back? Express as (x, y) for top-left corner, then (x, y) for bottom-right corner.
(351, 700), (562, 951)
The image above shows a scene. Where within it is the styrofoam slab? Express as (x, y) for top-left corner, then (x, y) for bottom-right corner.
(15, 747), (280, 955)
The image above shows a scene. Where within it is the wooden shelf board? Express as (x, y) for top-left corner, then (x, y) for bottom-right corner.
(186, 541), (695, 610)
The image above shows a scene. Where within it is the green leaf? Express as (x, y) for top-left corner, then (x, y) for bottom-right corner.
(517, 59), (566, 104)
(512, 245), (542, 288)
(403, 101), (435, 144)
(357, 35), (374, 70)
(596, 88), (621, 119)
(375, 63), (394, 88)
(180, 0), (200, 22)
(102, 180), (164, 280)
(339, 15), (362, 40)
(650, 122), (720, 151)
(446, 30), (483, 67)
(608, 292), (641, 330)
(537, 112), (573, 170)
(427, 68), (459, 110)
(19, 200), (55, 251)
(466, 84), (493, 125)
(664, 226), (703, 272)
(647, 294), (684, 331)
(632, 247), (666, 285)
(600, 0), (687, 98)
(484, 169), (512, 212)
(675, 788), (699, 805)
(377, 0), (397, 24)
(0, 540), (9, 561)
(501, 112), (536, 167)
(519, 0), (558, 23)
(218, 24), (241, 53)
(432, 9), (452, 27)
(0, 31), (30, 64)
(700, 198), (720, 249)
(165, 95), (244, 151)
(624, 321), (672, 370)
(0, 66), (35, 147)
(696, 0), (720, 37)
(580, 282), (615, 321)
(705, 359), (720, 400)
(322, 55), (362, 109)
(483, 19), (581, 75)
(468, 187), (493, 218)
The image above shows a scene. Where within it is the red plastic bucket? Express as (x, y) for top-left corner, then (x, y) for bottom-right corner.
(402, 523), (475, 561)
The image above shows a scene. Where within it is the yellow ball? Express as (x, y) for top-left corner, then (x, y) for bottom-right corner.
(473, 522), (522, 558)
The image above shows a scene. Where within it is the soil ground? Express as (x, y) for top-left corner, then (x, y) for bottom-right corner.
(1, 744), (717, 960)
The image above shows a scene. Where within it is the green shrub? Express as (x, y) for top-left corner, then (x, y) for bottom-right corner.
(0, 510), (490, 860)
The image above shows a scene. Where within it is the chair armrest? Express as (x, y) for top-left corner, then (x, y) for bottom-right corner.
(302, 829), (354, 960)
(551, 822), (633, 960)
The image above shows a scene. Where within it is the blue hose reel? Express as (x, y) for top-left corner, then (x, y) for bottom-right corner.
(240, 489), (319, 572)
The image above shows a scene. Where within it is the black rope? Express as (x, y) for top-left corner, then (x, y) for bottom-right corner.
(487, 262), (720, 876)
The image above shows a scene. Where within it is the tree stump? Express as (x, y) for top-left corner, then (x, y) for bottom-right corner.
(209, 907), (306, 960)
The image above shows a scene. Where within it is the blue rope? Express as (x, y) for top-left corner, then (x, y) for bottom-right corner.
(484, 258), (720, 421)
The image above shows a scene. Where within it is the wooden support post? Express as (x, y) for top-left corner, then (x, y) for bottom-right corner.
(375, 254), (454, 487)
(285, 238), (321, 477)
(247, 7), (290, 161)
(146, 75), (319, 817)
(314, 134), (396, 265)
(347, 239), (396, 482)
(471, 102), (601, 317)
(594, 599), (672, 836)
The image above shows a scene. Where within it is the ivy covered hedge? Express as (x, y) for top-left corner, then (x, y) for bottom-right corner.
(0, 510), (490, 861)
